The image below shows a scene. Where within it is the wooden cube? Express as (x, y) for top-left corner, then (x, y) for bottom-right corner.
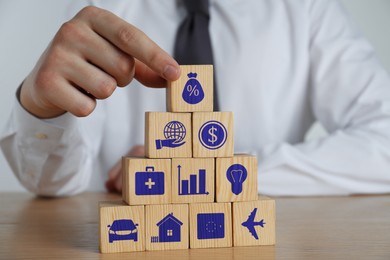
(216, 155), (258, 202)
(171, 158), (215, 204)
(167, 65), (213, 112)
(145, 204), (189, 251)
(145, 112), (192, 158)
(122, 157), (171, 205)
(99, 201), (145, 253)
(192, 112), (234, 158)
(232, 197), (276, 246)
(189, 202), (232, 248)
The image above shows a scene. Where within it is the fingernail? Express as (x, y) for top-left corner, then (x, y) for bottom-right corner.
(163, 65), (180, 80)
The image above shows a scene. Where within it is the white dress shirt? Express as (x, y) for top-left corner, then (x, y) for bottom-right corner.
(1, 0), (390, 196)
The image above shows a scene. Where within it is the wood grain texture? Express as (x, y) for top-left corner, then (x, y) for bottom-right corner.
(145, 204), (189, 251)
(171, 158), (215, 204)
(189, 202), (232, 249)
(145, 112), (192, 158)
(2, 193), (390, 259)
(122, 157), (171, 205)
(216, 154), (258, 202)
(99, 202), (145, 253)
(232, 197), (275, 246)
(192, 112), (234, 158)
(167, 65), (214, 112)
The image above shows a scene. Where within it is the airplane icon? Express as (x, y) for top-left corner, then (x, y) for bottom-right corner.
(241, 208), (266, 240)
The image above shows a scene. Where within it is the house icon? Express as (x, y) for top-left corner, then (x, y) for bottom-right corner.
(151, 213), (183, 243)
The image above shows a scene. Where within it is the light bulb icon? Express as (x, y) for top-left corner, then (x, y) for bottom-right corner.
(226, 164), (248, 195)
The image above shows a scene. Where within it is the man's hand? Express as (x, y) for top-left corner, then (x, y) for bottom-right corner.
(20, 6), (180, 118)
(106, 145), (145, 193)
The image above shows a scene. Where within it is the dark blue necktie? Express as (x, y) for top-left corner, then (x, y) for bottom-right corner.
(174, 0), (219, 111)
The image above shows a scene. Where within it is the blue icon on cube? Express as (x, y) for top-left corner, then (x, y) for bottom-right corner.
(156, 121), (186, 149)
(177, 165), (209, 196)
(241, 208), (266, 240)
(135, 166), (164, 195)
(107, 219), (138, 243)
(198, 120), (227, 150)
(182, 72), (205, 105)
(151, 213), (183, 243)
(226, 164), (248, 195)
(197, 213), (225, 240)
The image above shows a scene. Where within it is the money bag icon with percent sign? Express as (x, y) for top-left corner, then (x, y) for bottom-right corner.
(182, 72), (205, 105)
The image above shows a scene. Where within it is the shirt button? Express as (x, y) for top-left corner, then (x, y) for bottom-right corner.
(35, 133), (48, 140)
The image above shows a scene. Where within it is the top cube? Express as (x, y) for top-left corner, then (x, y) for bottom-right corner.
(167, 65), (214, 112)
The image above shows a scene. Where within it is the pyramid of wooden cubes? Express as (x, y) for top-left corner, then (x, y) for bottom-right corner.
(99, 65), (276, 253)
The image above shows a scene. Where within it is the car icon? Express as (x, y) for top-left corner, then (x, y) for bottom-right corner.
(107, 219), (138, 243)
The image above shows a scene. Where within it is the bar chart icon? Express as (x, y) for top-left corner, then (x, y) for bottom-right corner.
(177, 165), (209, 196)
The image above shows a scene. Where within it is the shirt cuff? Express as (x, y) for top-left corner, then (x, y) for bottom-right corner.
(12, 96), (78, 149)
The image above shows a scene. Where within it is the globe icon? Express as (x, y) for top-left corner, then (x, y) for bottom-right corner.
(164, 121), (186, 143)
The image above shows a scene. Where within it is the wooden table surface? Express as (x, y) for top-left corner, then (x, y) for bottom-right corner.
(0, 193), (389, 259)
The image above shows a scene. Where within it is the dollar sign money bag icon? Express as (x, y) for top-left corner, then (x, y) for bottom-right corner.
(182, 72), (205, 104)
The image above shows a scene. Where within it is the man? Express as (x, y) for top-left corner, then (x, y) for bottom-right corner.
(1, 0), (390, 196)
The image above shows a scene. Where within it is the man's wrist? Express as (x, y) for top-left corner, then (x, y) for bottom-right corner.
(19, 81), (65, 119)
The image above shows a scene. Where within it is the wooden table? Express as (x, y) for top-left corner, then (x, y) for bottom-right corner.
(0, 193), (389, 259)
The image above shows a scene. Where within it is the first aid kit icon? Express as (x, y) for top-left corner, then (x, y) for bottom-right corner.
(135, 167), (165, 195)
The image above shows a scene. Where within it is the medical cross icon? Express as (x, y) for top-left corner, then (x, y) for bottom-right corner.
(135, 167), (165, 196)
(145, 178), (156, 189)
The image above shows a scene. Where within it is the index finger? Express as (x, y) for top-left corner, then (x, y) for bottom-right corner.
(75, 6), (180, 81)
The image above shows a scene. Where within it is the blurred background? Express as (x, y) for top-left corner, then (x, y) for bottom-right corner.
(1, 0), (390, 192)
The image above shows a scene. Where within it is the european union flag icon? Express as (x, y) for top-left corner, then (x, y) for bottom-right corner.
(197, 213), (225, 240)
(135, 167), (165, 195)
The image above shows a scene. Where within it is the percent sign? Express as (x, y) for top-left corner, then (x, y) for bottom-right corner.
(182, 74), (205, 105)
(187, 84), (200, 96)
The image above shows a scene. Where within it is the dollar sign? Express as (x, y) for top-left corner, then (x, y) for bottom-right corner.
(208, 126), (218, 144)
